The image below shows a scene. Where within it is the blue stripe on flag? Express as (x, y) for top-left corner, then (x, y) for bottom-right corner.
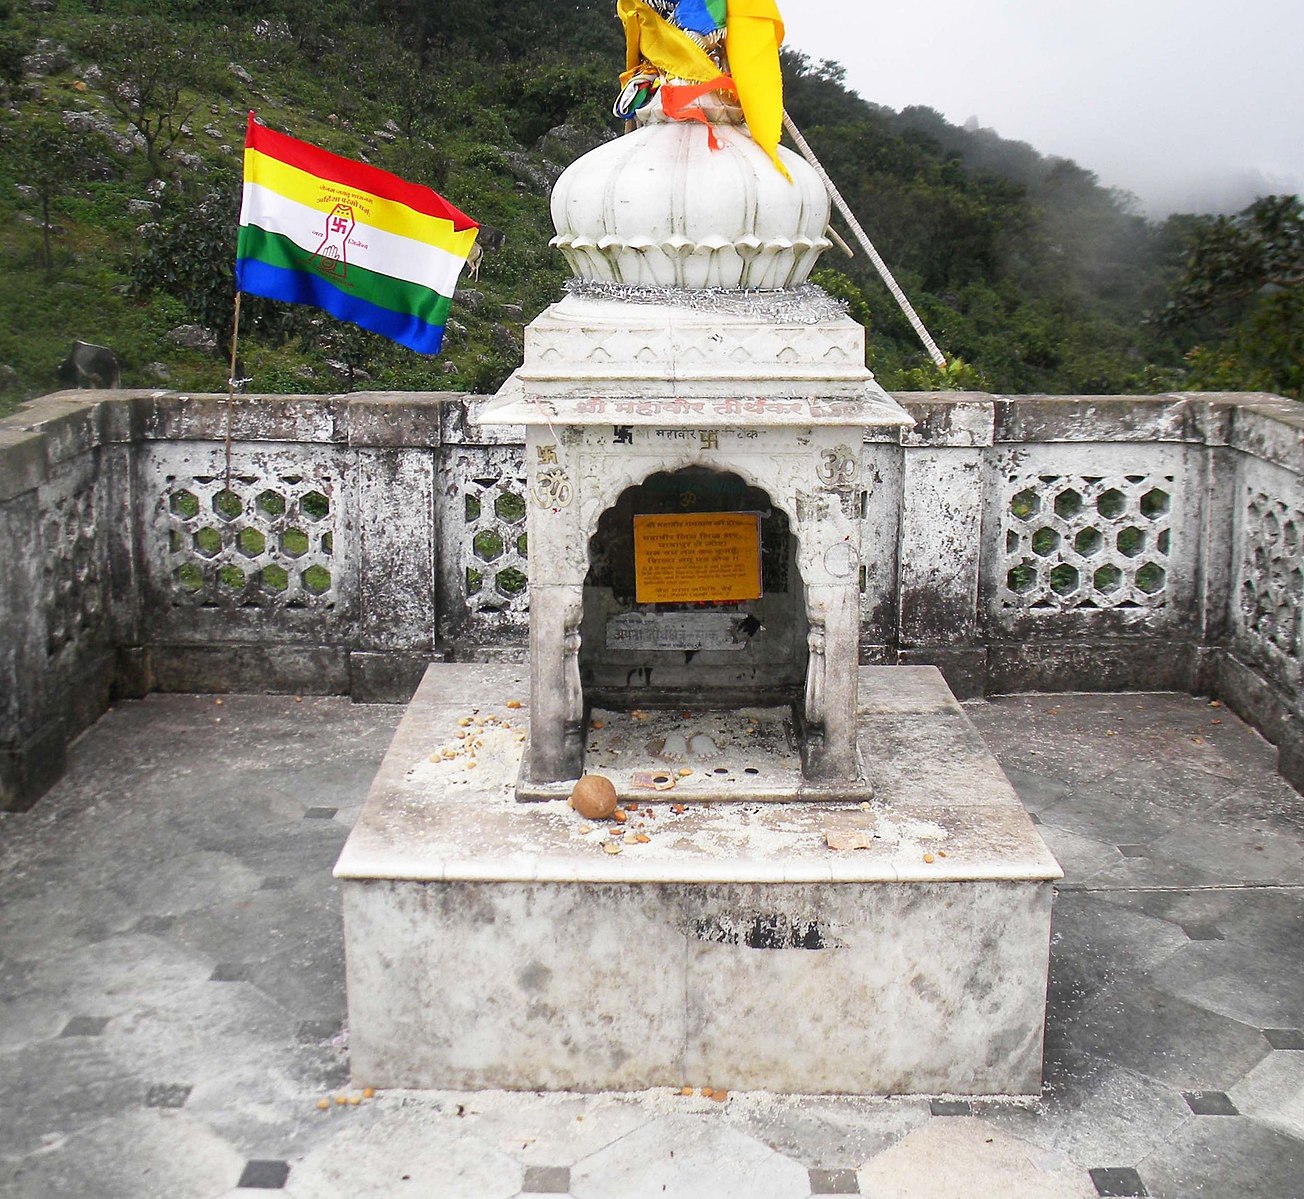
(235, 258), (446, 356)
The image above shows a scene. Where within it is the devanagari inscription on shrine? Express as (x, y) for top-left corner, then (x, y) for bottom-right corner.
(633, 513), (762, 604)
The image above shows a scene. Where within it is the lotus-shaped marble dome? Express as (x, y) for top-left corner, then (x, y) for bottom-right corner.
(550, 95), (831, 289)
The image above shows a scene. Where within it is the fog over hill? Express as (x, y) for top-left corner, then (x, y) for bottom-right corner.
(784, 0), (1304, 218)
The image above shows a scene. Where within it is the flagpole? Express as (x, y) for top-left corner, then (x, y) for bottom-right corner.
(224, 290), (242, 492)
(781, 110), (948, 371)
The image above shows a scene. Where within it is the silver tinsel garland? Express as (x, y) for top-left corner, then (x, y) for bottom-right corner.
(561, 279), (849, 326)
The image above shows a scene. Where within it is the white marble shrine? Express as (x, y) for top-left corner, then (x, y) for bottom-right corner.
(335, 92), (1061, 1096)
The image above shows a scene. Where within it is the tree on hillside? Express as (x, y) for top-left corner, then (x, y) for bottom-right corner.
(6, 122), (108, 277)
(78, 20), (203, 181)
(1160, 195), (1304, 399)
(1161, 195), (1303, 320)
(132, 176), (310, 352)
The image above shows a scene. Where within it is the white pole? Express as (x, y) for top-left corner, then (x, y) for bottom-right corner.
(783, 111), (948, 370)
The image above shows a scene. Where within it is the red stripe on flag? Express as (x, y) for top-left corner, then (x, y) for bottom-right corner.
(245, 113), (478, 232)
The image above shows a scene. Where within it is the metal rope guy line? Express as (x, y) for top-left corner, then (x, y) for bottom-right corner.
(782, 110), (948, 370)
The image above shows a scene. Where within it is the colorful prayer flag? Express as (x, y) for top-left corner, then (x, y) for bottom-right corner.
(619, 0), (722, 84)
(726, 0), (789, 180)
(236, 114), (478, 355)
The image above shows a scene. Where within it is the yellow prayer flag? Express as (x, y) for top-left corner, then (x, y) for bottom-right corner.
(726, 0), (790, 180)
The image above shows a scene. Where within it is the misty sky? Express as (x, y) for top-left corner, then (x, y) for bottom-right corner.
(781, 0), (1304, 216)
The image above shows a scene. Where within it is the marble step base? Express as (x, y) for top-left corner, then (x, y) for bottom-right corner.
(335, 663), (1062, 1096)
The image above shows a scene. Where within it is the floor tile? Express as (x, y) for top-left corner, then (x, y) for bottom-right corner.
(1215, 887), (1304, 957)
(1206, 778), (1304, 836)
(1073, 983), (1270, 1091)
(929, 1100), (972, 1116)
(809, 1166), (860, 1193)
(2, 1109), (244, 1199)
(1148, 940), (1304, 1030)
(285, 1108), (521, 1198)
(1000, 768), (1072, 813)
(1089, 887), (1243, 931)
(1149, 822), (1304, 886)
(211, 962), (256, 984)
(0, 1039), (140, 1159)
(1230, 1052), (1304, 1140)
(1, 692), (1300, 1199)
(983, 1058), (1188, 1170)
(133, 914), (176, 936)
(858, 1118), (1097, 1198)
(1046, 895), (1187, 1010)
(1088, 1166), (1147, 1196)
(522, 1164), (571, 1193)
(238, 1159), (291, 1189)
(570, 1114), (810, 1199)
(462, 1092), (654, 1168)
(59, 1016), (109, 1037)
(1180, 1090), (1238, 1116)
(296, 1019), (344, 1044)
(726, 1094), (930, 1171)
(1038, 790), (1177, 849)
(1139, 1115), (1304, 1199)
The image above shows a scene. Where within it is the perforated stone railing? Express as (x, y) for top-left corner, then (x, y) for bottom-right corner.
(1233, 462), (1304, 695)
(998, 471), (1175, 613)
(137, 440), (358, 665)
(450, 445), (530, 627)
(40, 471), (106, 660)
(973, 433), (1199, 649)
(161, 471), (338, 611)
(3, 388), (1303, 811)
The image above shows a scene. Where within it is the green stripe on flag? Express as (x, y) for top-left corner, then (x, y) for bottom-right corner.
(237, 225), (454, 328)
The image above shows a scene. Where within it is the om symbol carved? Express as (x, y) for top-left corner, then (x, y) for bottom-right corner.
(531, 466), (574, 509)
(817, 445), (859, 487)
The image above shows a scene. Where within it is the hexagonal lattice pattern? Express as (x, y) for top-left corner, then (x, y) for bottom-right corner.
(42, 481), (104, 658)
(1237, 489), (1303, 686)
(459, 455), (529, 622)
(999, 473), (1175, 611)
(163, 472), (337, 609)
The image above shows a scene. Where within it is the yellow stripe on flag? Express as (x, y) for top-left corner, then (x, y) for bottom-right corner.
(243, 146), (479, 259)
(726, 0), (790, 180)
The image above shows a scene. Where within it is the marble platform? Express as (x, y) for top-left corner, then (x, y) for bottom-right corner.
(334, 664), (1062, 1096)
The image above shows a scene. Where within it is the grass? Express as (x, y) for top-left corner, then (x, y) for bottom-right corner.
(0, 6), (575, 413)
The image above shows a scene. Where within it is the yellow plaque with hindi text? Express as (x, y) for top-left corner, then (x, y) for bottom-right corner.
(633, 513), (763, 604)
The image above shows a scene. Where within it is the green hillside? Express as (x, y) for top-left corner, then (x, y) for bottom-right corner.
(0, 0), (1298, 417)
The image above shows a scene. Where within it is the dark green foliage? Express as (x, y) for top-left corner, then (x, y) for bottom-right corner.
(0, 30), (26, 91)
(1162, 195), (1303, 319)
(1158, 196), (1304, 398)
(131, 177), (309, 350)
(76, 18), (205, 179)
(0, 0), (1297, 414)
(3, 120), (112, 274)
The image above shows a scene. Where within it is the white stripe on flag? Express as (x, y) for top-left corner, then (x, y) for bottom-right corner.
(240, 182), (468, 298)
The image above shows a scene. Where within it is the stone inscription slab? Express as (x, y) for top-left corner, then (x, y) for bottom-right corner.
(633, 513), (762, 604)
(605, 611), (747, 653)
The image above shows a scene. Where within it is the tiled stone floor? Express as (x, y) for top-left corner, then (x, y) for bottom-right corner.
(0, 689), (1301, 1198)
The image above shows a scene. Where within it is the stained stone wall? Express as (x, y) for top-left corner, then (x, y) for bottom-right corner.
(1, 388), (1301, 809)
